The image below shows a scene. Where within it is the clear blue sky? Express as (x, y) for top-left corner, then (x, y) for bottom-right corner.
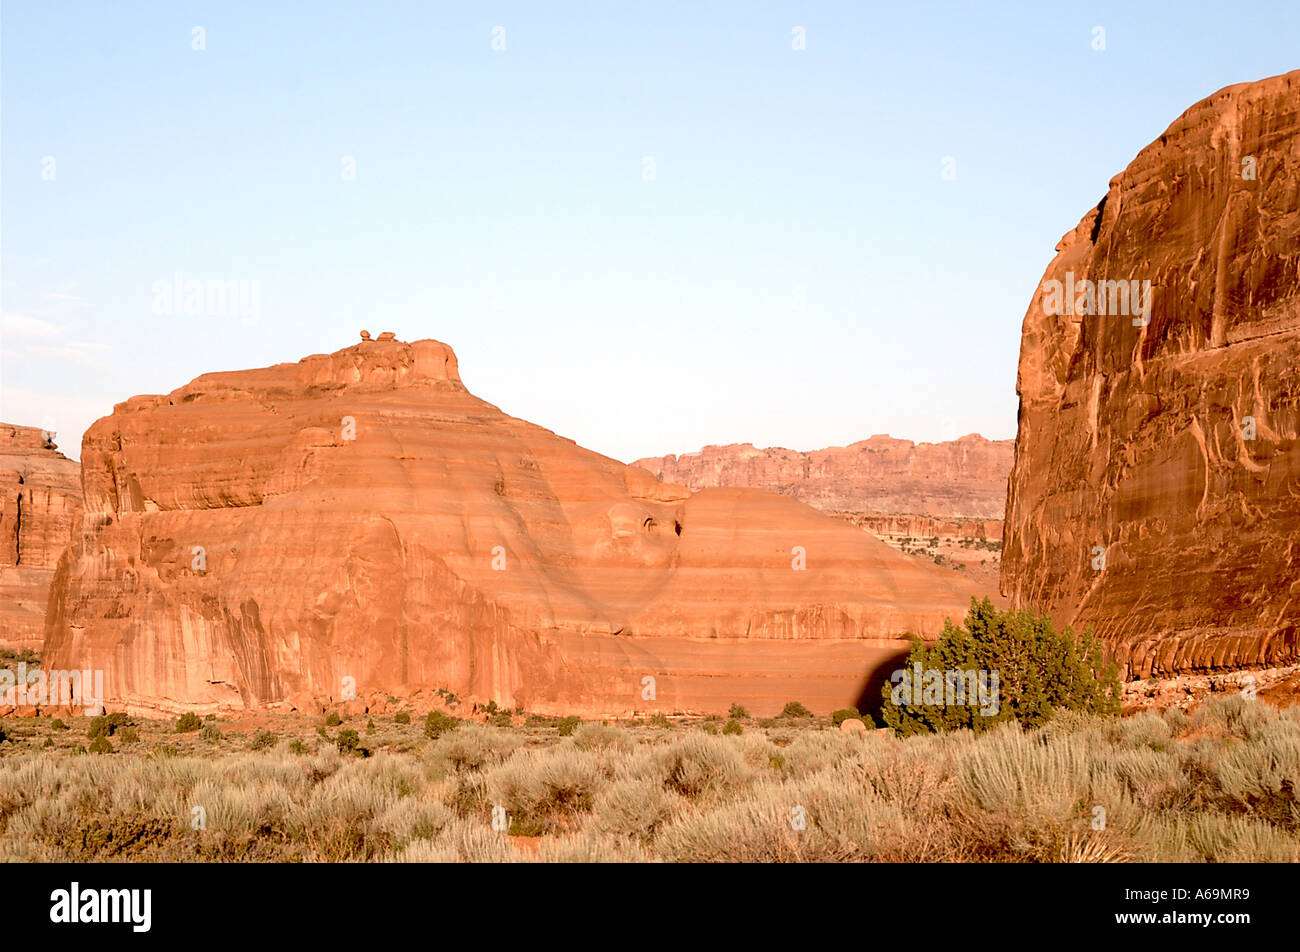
(3, 1), (1297, 462)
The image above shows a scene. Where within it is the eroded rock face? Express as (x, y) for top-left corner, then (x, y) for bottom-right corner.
(46, 337), (986, 716)
(633, 434), (1013, 520)
(0, 425), (83, 650)
(1001, 71), (1300, 678)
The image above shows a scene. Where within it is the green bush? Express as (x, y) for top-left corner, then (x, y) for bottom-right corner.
(722, 719), (743, 736)
(118, 727), (140, 745)
(366, 717), (376, 734)
(649, 713), (671, 729)
(50, 718), (68, 731)
(87, 716), (112, 739)
(424, 711), (460, 739)
(288, 740), (311, 755)
(490, 711), (513, 728)
(337, 728), (361, 753)
(325, 711), (342, 727)
(728, 703), (748, 720)
(881, 597), (1121, 737)
(88, 735), (112, 754)
(556, 716), (582, 737)
(781, 701), (813, 719)
(175, 712), (202, 733)
(250, 730), (278, 751)
(831, 708), (860, 726)
(200, 724), (222, 743)
(393, 711), (411, 725)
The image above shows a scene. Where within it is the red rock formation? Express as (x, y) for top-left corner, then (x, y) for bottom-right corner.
(0, 425), (82, 650)
(1002, 71), (1300, 678)
(634, 434), (1012, 520)
(46, 336), (988, 716)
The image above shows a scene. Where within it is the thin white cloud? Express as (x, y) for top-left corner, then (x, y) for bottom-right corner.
(1, 311), (62, 340)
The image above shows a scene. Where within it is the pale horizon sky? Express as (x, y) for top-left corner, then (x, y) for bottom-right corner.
(3, 1), (1298, 462)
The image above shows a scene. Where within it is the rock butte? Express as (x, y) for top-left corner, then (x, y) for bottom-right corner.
(1002, 70), (1300, 678)
(46, 335), (989, 717)
(0, 425), (82, 650)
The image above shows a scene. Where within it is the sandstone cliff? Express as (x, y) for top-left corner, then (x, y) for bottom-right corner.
(1001, 71), (1300, 678)
(0, 425), (83, 650)
(634, 434), (1013, 520)
(46, 335), (988, 716)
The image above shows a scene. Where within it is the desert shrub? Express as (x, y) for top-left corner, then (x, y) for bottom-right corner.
(781, 702), (813, 718)
(87, 716), (112, 739)
(393, 711), (411, 725)
(431, 724), (524, 774)
(392, 816), (512, 862)
(729, 703), (748, 720)
(556, 716), (582, 737)
(648, 713), (671, 729)
(592, 777), (683, 841)
(722, 719), (743, 736)
(1115, 711), (1173, 751)
(288, 740), (311, 756)
(200, 724), (222, 743)
(701, 721), (719, 735)
(659, 734), (746, 799)
(88, 735), (112, 755)
(485, 748), (604, 834)
(118, 727), (140, 745)
(325, 711), (342, 727)
(373, 797), (451, 850)
(572, 723), (630, 752)
(424, 711), (460, 739)
(831, 708), (860, 726)
(1192, 695), (1271, 740)
(337, 729), (361, 754)
(176, 712), (202, 733)
(107, 712), (131, 729)
(882, 597), (1121, 736)
(1163, 707), (1190, 735)
(489, 711), (512, 728)
(250, 730), (277, 751)
(366, 718), (376, 734)
(50, 718), (67, 731)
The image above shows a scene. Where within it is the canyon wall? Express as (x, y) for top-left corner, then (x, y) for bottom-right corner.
(46, 335), (988, 716)
(1001, 70), (1300, 678)
(0, 425), (82, 650)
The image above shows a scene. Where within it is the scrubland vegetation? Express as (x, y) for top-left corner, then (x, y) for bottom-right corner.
(0, 696), (1297, 862)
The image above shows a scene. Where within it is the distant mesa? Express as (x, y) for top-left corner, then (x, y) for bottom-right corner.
(633, 434), (1013, 521)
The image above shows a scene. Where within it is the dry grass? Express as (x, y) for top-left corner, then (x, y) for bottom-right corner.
(0, 695), (1297, 862)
